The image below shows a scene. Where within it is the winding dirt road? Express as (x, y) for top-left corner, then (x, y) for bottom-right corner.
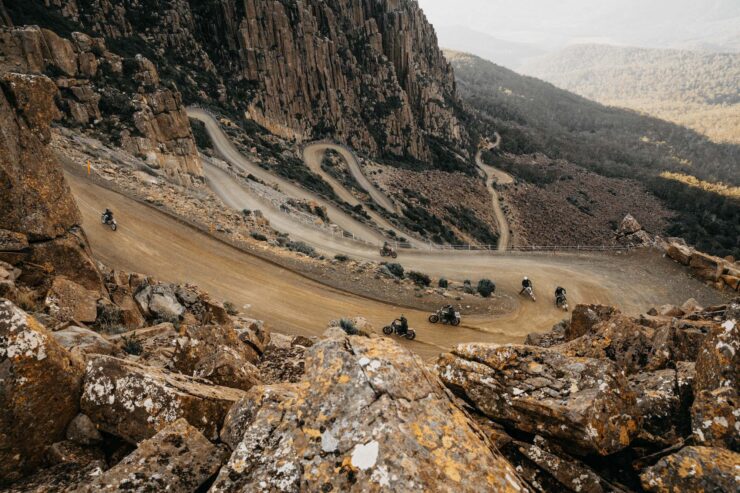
(189, 108), (424, 249)
(475, 133), (513, 251)
(66, 170), (725, 360)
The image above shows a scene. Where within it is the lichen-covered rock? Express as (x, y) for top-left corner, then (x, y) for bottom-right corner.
(52, 326), (119, 357)
(567, 304), (618, 340)
(640, 446), (740, 492)
(437, 344), (639, 456)
(691, 387), (738, 451)
(26, 230), (104, 292)
(170, 322), (260, 378)
(629, 369), (690, 444)
(211, 336), (524, 492)
(80, 355), (244, 443)
(78, 418), (226, 492)
(689, 251), (725, 282)
(617, 214), (642, 235)
(0, 72), (80, 241)
(44, 276), (101, 323)
(0, 299), (84, 483)
(193, 347), (262, 392)
(135, 284), (185, 321)
(525, 319), (568, 348)
(556, 315), (655, 375)
(694, 319), (738, 392)
(500, 437), (611, 493)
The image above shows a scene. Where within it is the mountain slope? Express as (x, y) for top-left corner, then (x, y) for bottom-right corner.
(5, 0), (468, 165)
(521, 44), (740, 144)
(447, 50), (740, 257)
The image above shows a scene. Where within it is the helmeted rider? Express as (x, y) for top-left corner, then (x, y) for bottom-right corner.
(555, 286), (566, 298)
(396, 315), (409, 334)
(519, 276), (533, 294)
(383, 241), (391, 253)
(443, 304), (456, 322)
(102, 208), (114, 223)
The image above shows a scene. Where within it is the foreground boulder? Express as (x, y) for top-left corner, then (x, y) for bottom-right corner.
(52, 325), (119, 357)
(0, 299), (84, 483)
(691, 387), (738, 451)
(437, 344), (639, 456)
(44, 276), (101, 323)
(640, 446), (740, 492)
(211, 336), (524, 492)
(80, 355), (244, 443)
(78, 418), (225, 492)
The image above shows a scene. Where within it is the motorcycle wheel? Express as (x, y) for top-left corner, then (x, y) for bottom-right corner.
(451, 318), (460, 327)
(110, 222), (117, 231)
(428, 314), (440, 324)
(382, 325), (393, 335)
(405, 330), (416, 340)
(391, 252), (397, 259)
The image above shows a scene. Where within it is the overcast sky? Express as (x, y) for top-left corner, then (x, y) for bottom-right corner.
(417, 0), (740, 52)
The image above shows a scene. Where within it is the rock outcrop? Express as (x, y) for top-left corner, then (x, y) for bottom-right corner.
(33, 0), (467, 163)
(437, 343), (640, 456)
(78, 418), (226, 492)
(80, 355), (245, 443)
(640, 446), (740, 492)
(664, 238), (740, 292)
(0, 299), (84, 484)
(0, 25), (202, 185)
(212, 336), (524, 492)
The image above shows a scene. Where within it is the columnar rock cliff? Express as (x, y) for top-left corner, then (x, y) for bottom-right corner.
(0, 23), (203, 185)
(25, 0), (466, 162)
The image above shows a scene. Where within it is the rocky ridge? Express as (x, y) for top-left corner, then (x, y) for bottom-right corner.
(0, 23), (202, 185)
(16, 0), (468, 164)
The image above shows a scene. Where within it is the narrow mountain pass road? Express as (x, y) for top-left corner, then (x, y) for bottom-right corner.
(475, 147), (513, 251)
(189, 108), (425, 248)
(66, 171), (726, 361)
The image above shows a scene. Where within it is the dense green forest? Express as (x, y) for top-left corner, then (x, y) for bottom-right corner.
(448, 51), (740, 258)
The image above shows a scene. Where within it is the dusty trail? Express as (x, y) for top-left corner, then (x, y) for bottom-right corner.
(303, 142), (397, 213)
(475, 132), (513, 252)
(189, 108), (424, 248)
(67, 171), (725, 360)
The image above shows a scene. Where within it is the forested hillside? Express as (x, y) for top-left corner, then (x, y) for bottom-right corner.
(521, 44), (740, 144)
(448, 51), (740, 257)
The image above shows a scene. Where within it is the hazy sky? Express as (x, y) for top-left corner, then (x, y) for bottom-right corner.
(417, 0), (740, 51)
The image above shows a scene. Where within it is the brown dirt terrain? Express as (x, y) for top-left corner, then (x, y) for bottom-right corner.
(66, 173), (728, 361)
(498, 153), (673, 246)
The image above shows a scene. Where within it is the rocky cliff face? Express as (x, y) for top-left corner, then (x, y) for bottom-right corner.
(0, 24), (202, 185)
(26, 0), (466, 163)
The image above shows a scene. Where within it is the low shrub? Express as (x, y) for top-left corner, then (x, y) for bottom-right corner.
(385, 263), (404, 278)
(477, 279), (496, 298)
(121, 332), (143, 356)
(223, 301), (239, 315)
(287, 241), (316, 256)
(463, 280), (474, 294)
(334, 254), (350, 262)
(408, 271), (431, 287)
(438, 278), (449, 289)
(250, 231), (268, 242)
(339, 318), (359, 335)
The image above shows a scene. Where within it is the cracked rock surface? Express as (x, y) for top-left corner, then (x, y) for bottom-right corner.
(211, 336), (524, 492)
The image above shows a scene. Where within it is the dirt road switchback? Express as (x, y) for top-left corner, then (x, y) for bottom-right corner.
(66, 171), (726, 360)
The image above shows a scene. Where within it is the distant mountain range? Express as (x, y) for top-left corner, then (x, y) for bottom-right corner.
(521, 44), (740, 144)
(434, 26), (544, 70)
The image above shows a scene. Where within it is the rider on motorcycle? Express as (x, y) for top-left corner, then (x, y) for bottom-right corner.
(555, 286), (567, 299)
(396, 315), (409, 335)
(519, 277), (533, 294)
(102, 208), (114, 224)
(443, 304), (456, 323)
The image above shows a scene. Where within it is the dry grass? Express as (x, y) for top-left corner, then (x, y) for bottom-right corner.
(660, 172), (740, 200)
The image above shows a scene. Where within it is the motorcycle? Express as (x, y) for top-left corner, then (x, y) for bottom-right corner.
(428, 309), (461, 326)
(522, 286), (536, 302)
(382, 319), (416, 340)
(101, 213), (117, 231)
(380, 246), (398, 259)
(556, 295), (569, 311)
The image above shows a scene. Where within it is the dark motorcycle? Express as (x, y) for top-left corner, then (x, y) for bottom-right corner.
(556, 294), (569, 311)
(101, 213), (117, 231)
(428, 308), (461, 326)
(382, 319), (416, 340)
(380, 246), (398, 259)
